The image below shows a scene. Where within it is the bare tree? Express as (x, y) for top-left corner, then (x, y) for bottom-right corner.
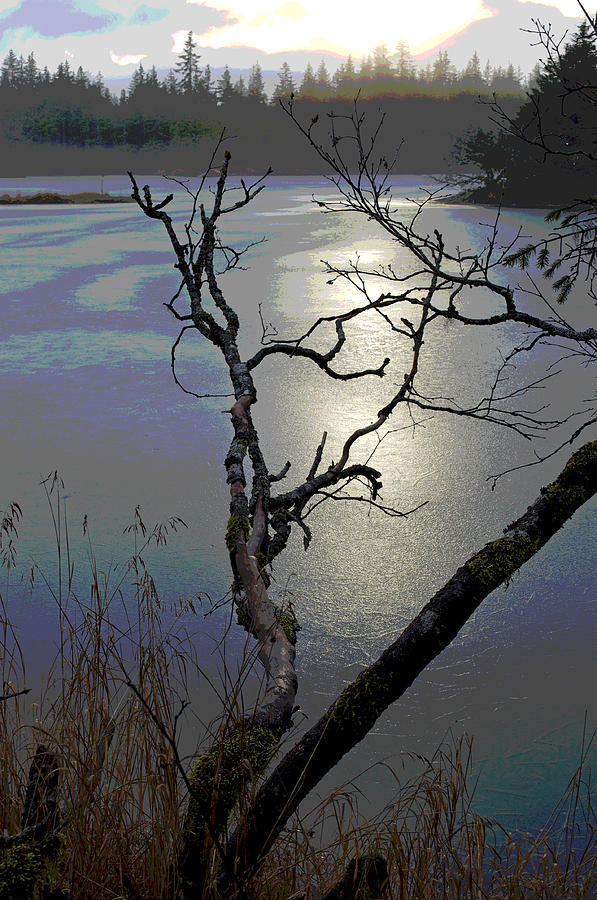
(3, 19), (596, 892)
(122, 98), (596, 895)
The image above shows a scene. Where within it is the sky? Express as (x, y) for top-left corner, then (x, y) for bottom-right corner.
(0, 0), (587, 81)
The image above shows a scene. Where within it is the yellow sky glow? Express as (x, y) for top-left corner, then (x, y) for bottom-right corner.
(186, 0), (497, 56)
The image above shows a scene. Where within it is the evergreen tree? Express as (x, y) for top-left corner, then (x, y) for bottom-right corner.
(527, 61), (542, 91)
(1, 49), (19, 86)
(24, 52), (38, 85)
(372, 42), (393, 79)
(482, 60), (492, 86)
(128, 63), (145, 98)
(432, 50), (456, 85)
(247, 63), (267, 102)
(299, 62), (317, 97)
(358, 54), (373, 81)
(491, 63), (522, 93)
(332, 55), (357, 95)
(233, 74), (246, 96)
(538, 20), (597, 88)
(13, 53), (25, 86)
(216, 65), (235, 104)
(457, 22), (597, 205)
(460, 52), (484, 89)
(75, 65), (89, 88)
(315, 59), (331, 94)
(146, 65), (160, 87)
(163, 69), (179, 94)
(393, 39), (416, 80)
(54, 60), (73, 83)
(175, 30), (201, 94)
(419, 61), (433, 82)
(271, 61), (295, 102)
(194, 63), (213, 98)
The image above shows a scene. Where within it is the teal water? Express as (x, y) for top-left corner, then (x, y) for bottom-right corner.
(0, 174), (595, 833)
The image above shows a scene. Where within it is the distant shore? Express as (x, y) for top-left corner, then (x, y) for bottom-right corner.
(0, 190), (134, 205)
(438, 185), (556, 210)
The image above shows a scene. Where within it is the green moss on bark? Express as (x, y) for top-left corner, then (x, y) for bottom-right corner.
(330, 671), (391, 733)
(466, 535), (539, 593)
(276, 610), (300, 646)
(562, 440), (597, 479)
(537, 440), (596, 527)
(225, 513), (250, 550)
(187, 725), (278, 833)
(0, 844), (45, 900)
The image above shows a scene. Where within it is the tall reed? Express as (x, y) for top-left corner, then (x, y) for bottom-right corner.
(0, 481), (594, 898)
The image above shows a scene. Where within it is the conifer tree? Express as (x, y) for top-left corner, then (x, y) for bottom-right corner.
(432, 50), (455, 85)
(393, 39), (416, 80)
(162, 69), (178, 94)
(247, 62), (267, 101)
(24, 52), (38, 85)
(1, 48), (19, 86)
(216, 65), (235, 104)
(358, 54), (373, 80)
(195, 63), (213, 98)
(315, 59), (331, 93)
(128, 63), (145, 98)
(372, 42), (393, 78)
(146, 65), (160, 87)
(175, 30), (201, 94)
(299, 62), (317, 97)
(460, 51), (483, 88)
(271, 61), (295, 102)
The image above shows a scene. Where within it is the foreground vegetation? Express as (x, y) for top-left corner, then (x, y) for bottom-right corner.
(2, 6), (597, 892)
(0, 488), (595, 899)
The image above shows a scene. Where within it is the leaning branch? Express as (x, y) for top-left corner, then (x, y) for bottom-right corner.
(222, 439), (597, 882)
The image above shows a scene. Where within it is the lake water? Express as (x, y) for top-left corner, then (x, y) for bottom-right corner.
(1, 173), (595, 834)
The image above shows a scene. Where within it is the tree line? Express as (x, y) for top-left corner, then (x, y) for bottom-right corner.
(2, 8), (597, 894)
(0, 32), (527, 151)
(454, 21), (597, 206)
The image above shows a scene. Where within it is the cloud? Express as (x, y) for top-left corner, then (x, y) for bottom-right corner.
(128, 4), (168, 25)
(277, 2), (307, 17)
(191, 0), (496, 56)
(0, 0), (119, 39)
(109, 49), (147, 65)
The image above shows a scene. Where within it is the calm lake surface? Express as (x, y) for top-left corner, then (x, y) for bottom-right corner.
(1, 173), (595, 833)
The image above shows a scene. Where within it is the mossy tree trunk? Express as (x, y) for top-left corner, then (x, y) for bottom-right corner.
(127, 107), (597, 897)
(220, 440), (597, 883)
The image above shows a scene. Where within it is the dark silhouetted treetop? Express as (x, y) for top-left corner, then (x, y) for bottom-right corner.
(460, 51), (484, 89)
(298, 62), (317, 97)
(216, 65), (235, 104)
(316, 59), (332, 93)
(247, 62), (267, 102)
(373, 42), (394, 79)
(393, 39), (417, 80)
(432, 50), (457, 85)
(175, 30), (202, 95)
(271, 61), (296, 103)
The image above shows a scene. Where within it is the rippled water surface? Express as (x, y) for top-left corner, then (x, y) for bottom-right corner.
(1, 174), (595, 831)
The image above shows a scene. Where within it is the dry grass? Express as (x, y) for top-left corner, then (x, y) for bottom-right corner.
(263, 731), (596, 899)
(0, 478), (595, 899)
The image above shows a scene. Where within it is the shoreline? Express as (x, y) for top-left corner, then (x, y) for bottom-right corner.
(0, 190), (134, 205)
